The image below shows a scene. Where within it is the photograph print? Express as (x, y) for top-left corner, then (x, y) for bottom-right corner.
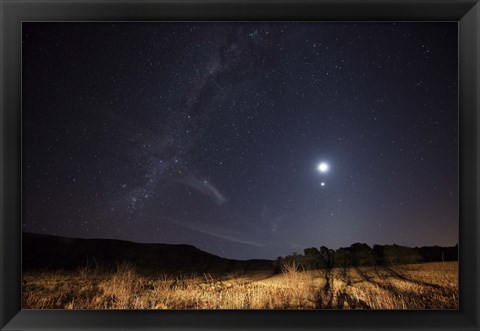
(22, 22), (458, 309)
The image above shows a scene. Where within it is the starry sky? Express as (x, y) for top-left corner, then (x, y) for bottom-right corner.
(22, 22), (458, 260)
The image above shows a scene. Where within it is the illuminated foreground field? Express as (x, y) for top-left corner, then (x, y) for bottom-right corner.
(23, 261), (457, 309)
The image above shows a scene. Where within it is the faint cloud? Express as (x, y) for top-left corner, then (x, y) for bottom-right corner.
(181, 173), (227, 205)
(171, 219), (264, 247)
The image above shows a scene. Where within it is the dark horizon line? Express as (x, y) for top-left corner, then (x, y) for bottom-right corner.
(22, 231), (459, 261)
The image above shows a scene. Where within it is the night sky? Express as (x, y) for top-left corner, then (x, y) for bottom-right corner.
(22, 23), (458, 260)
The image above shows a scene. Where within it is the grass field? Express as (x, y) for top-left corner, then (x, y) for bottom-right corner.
(22, 261), (458, 309)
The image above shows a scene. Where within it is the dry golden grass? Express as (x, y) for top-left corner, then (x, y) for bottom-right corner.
(22, 261), (458, 309)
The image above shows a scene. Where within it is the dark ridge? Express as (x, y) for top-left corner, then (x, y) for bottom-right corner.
(22, 232), (273, 275)
(23, 233), (458, 275)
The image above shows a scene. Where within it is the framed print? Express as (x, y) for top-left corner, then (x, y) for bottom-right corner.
(20, 20), (461, 311)
(1, 0), (479, 330)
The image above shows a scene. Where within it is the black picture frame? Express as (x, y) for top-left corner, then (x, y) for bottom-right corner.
(1, 0), (479, 330)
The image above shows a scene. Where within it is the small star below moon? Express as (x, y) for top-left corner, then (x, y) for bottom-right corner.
(318, 162), (329, 173)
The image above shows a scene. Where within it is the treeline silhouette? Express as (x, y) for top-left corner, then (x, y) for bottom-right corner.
(23, 233), (458, 275)
(273, 243), (458, 273)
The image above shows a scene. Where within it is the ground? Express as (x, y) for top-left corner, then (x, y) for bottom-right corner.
(22, 261), (458, 309)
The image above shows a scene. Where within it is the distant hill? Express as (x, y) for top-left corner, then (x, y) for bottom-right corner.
(23, 232), (458, 275)
(22, 232), (274, 274)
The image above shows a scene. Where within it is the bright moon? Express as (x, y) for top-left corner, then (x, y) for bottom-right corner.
(318, 162), (329, 173)
(321, 182), (325, 186)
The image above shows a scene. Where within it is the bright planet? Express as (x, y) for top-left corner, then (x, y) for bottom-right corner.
(318, 162), (329, 173)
